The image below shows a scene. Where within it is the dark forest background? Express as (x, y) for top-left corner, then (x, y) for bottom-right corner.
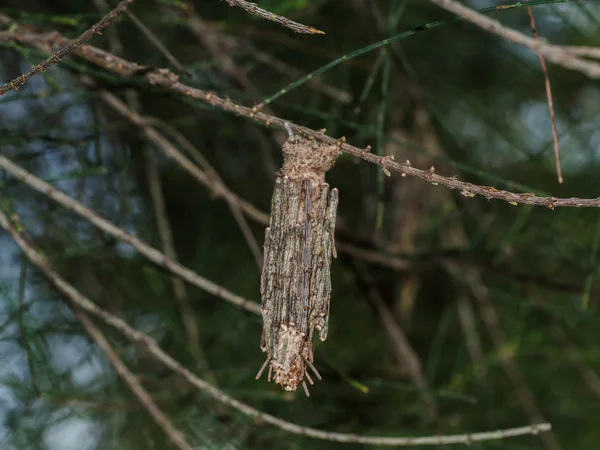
(1, 0), (600, 449)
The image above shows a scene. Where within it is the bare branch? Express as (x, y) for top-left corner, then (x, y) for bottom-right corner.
(0, 153), (261, 315)
(221, 0), (325, 35)
(0, 211), (553, 446)
(0, 0), (135, 95)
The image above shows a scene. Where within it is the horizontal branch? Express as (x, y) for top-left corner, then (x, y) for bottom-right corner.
(0, 210), (552, 446)
(0, 28), (596, 209)
(0, 153), (261, 315)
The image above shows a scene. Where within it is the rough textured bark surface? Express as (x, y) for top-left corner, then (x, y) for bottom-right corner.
(257, 135), (339, 394)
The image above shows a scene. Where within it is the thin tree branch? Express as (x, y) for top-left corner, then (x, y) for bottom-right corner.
(525, 3), (562, 183)
(427, 0), (600, 79)
(552, 45), (600, 60)
(0, 0), (135, 95)
(221, 0), (325, 35)
(1, 28), (599, 208)
(0, 153), (261, 315)
(73, 309), (194, 450)
(0, 210), (553, 446)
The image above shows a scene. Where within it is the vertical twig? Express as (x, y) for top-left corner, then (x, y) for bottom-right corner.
(455, 294), (485, 381)
(525, 3), (562, 183)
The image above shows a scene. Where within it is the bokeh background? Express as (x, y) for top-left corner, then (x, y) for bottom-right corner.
(1, 0), (600, 449)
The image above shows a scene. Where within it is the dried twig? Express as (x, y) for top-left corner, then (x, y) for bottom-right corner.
(221, 0), (325, 35)
(525, 3), (562, 183)
(0, 0), (135, 95)
(0, 153), (261, 315)
(1, 29), (599, 208)
(0, 211), (553, 446)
